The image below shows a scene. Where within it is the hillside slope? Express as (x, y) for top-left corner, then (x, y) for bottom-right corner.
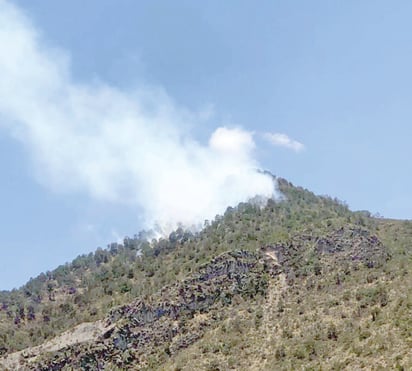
(0, 178), (411, 370)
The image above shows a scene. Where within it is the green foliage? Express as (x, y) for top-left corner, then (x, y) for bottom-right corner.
(0, 177), (411, 370)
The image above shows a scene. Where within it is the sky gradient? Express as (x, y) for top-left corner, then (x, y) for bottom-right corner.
(1, 0), (412, 290)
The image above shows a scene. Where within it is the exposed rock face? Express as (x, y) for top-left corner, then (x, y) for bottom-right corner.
(23, 251), (272, 370)
(315, 227), (389, 265)
(263, 227), (390, 280)
(1, 227), (390, 370)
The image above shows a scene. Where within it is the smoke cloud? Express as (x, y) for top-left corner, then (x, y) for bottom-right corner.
(0, 1), (276, 234)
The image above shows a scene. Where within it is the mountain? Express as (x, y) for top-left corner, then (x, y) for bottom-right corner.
(0, 178), (411, 370)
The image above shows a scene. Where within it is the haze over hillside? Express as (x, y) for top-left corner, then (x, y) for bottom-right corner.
(2, 0), (412, 290)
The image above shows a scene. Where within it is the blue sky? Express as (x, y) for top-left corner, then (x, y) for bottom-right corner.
(1, 0), (412, 290)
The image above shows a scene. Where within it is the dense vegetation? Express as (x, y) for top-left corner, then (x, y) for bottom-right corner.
(0, 177), (411, 370)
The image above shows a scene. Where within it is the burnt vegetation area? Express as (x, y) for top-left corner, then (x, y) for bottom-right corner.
(0, 178), (411, 370)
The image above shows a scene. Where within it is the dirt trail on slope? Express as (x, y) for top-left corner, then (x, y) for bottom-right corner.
(249, 251), (287, 370)
(262, 251), (287, 354)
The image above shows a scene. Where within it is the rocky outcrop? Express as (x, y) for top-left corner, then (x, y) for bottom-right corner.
(23, 251), (272, 370)
(263, 227), (390, 280)
(3, 228), (390, 370)
(315, 227), (389, 266)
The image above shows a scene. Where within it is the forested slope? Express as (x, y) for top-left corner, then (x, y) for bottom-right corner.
(0, 178), (411, 370)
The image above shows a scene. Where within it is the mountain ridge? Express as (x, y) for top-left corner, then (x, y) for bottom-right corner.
(1, 177), (411, 370)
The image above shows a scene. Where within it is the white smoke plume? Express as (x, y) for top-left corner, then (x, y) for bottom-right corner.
(0, 0), (276, 234)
